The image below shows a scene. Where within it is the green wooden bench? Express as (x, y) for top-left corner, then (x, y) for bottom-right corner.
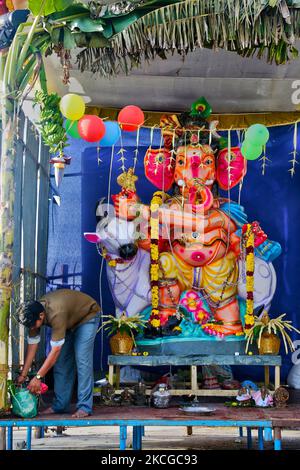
(108, 354), (282, 396)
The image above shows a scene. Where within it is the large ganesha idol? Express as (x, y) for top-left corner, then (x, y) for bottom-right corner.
(87, 98), (281, 350)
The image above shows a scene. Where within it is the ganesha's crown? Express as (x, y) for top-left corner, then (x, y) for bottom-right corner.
(159, 97), (220, 150)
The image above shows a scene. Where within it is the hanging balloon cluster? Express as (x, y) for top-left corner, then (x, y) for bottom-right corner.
(52, 93), (145, 187)
(241, 124), (270, 160)
(61, 94), (144, 143)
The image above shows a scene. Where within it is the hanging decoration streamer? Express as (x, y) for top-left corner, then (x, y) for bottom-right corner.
(133, 126), (140, 173)
(97, 145), (102, 166)
(289, 121), (299, 177)
(117, 132), (127, 172)
(260, 144), (272, 176)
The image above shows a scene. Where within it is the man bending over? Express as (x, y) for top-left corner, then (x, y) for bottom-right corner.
(17, 289), (100, 418)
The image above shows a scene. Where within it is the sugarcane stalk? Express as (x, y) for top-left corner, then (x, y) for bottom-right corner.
(0, 4), (47, 412)
(15, 0), (47, 77)
(0, 88), (16, 411)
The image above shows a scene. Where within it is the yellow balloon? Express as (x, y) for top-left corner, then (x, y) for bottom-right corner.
(59, 94), (85, 121)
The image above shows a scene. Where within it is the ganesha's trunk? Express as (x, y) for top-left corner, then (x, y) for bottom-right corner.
(187, 185), (214, 214)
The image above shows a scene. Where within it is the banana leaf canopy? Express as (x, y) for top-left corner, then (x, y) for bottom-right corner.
(1, 0), (300, 111)
(31, 0), (300, 73)
(33, 0), (299, 112)
(76, 0), (300, 74)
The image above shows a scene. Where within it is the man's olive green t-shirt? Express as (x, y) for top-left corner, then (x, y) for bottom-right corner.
(39, 290), (100, 342)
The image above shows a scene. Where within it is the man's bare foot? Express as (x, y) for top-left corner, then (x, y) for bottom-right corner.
(72, 409), (90, 418)
(39, 407), (56, 415)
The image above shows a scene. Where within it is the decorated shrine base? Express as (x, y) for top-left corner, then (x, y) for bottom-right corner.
(136, 336), (247, 356)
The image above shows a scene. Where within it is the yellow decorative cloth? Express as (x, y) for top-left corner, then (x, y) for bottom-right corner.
(159, 251), (193, 291)
(159, 251), (238, 304)
(199, 253), (238, 303)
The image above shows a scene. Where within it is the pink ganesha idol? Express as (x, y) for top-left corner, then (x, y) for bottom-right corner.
(112, 98), (281, 339)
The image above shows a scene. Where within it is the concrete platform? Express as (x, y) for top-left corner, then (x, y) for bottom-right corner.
(1, 404), (300, 450)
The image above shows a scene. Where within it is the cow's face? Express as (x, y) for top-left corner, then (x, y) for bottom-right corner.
(84, 201), (138, 260)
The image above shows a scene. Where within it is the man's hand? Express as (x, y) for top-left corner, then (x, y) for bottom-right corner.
(111, 190), (140, 220)
(27, 377), (41, 395)
(16, 375), (27, 385)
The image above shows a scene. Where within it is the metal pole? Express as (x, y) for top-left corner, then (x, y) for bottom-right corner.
(119, 425), (127, 450)
(258, 428), (264, 450)
(26, 426), (32, 450)
(274, 428), (282, 451)
(247, 428), (252, 450)
(7, 426), (13, 450)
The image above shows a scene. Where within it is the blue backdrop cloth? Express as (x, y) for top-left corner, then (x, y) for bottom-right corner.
(46, 124), (300, 383)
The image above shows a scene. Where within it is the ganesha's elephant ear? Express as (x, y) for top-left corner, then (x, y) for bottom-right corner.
(216, 147), (247, 190)
(144, 148), (175, 191)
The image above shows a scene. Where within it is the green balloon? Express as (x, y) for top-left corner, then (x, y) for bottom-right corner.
(241, 141), (263, 160)
(245, 124), (269, 146)
(65, 119), (80, 139)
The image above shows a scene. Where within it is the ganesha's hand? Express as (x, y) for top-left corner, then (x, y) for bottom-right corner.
(112, 190), (140, 220)
(251, 221), (268, 247)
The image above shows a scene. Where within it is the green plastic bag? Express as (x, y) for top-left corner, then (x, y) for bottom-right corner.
(11, 388), (38, 419)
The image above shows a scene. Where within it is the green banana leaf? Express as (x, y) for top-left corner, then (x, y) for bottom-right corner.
(286, 0), (300, 5)
(112, 12), (145, 35)
(50, 27), (63, 45)
(97, 0), (176, 19)
(63, 28), (78, 49)
(68, 17), (105, 33)
(29, 0), (75, 16)
(73, 32), (90, 47)
(100, 24), (114, 40)
(89, 34), (110, 48)
(48, 4), (91, 21)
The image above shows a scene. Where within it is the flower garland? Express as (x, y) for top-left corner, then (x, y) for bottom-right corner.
(242, 223), (255, 334)
(6, 0), (14, 11)
(149, 192), (164, 329)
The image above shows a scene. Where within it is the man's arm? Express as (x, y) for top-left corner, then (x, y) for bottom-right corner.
(17, 328), (41, 384)
(17, 343), (39, 384)
(27, 327), (66, 394)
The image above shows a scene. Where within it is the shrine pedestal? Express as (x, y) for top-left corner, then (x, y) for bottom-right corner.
(108, 354), (282, 396)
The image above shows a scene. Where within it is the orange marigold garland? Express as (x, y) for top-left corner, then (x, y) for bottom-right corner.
(6, 1), (14, 11)
(149, 192), (163, 329)
(242, 223), (255, 334)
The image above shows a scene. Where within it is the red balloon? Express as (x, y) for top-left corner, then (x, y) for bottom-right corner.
(118, 105), (145, 132)
(78, 115), (106, 142)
